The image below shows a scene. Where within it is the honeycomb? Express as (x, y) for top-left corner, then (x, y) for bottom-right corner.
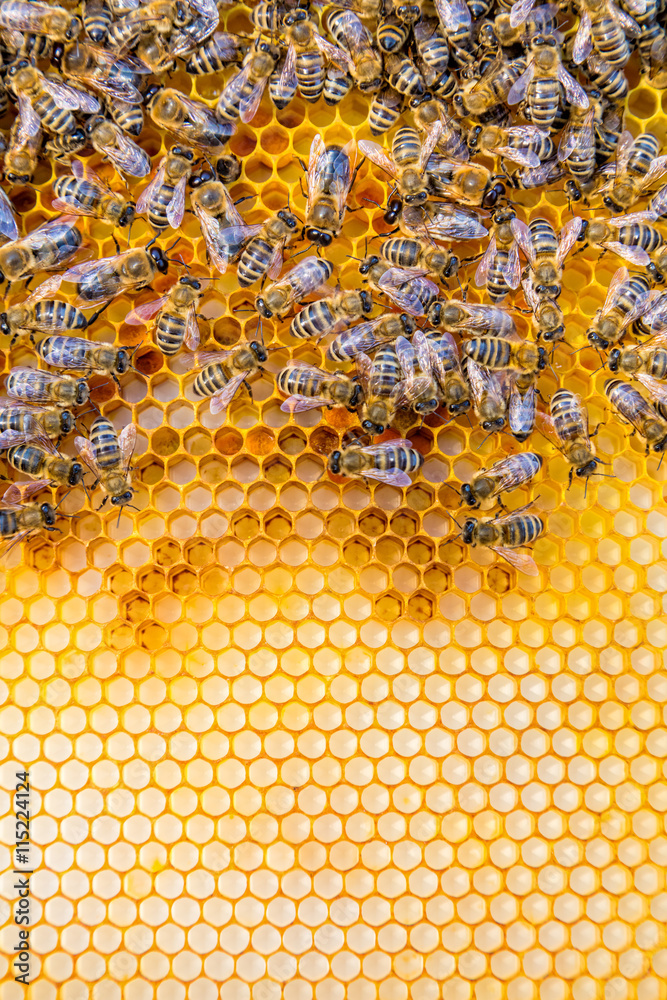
(1, 8), (667, 995)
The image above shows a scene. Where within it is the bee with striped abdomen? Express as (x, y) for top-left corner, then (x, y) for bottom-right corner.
(359, 254), (440, 317)
(255, 257), (334, 321)
(0, 215), (84, 289)
(475, 208), (522, 303)
(3, 115), (40, 184)
(468, 123), (553, 170)
(427, 299), (516, 339)
(426, 154), (503, 209)
(509, 374), (537, 441)
(376, 12), (410, 53)
(508, 34), (589, 131)
(369, 88), (403, 136)
(571, 0), (638, 69)
(423, 329), (471, 416)
(125, 276), (202, 356)
(460, 451), (543, 507)
(400, 202), (488, 242)
(608, 334), (667, 378)
(0, 401), (74, 447)
(75, 417), (137, 510)
(411, 94), (469, 160)
(186, 30), (249, 73)
(216, 40), (281, 124)
(303, 135), (356, 248)
(434, 0), (474, 65)
(84, 115), (151, 178)
(465, 358), (510, 432)
(511, 216), (582, 311)
(463, 333), (547, 385)
(6, 367), (89, 408)
(558, 106), (598, 202)
(43, 129), (87, 169)
(0, 275), (88, 347)
(577, 215), (664, 267)
(384, 53), (427, 98)
(213, 209), (299, 286)
(290, 289), (372, 340)
(60, 243), (171, 309)
(327, 10), (382, 93)
(605, 378), (667, 452)
(6, 59), (99, 138)
(587, 266), (654, 348)
(0, 1), (81, 41)
(356, 343), (403, 434)
(5, 436), (84, 488)
(35, 335), (134, 385)
(280, 9), (349, 103)
(461, 505), (544, 575)
(328, 436), (423, 487)
(146, 85), (234, 150)
(381, 236), (459, 284)
(81, 0), (112, 42)
(0, 481), (60, 560)
(327, 313), (415, 363)
(181, 342), (268, 416)
(51, 40), (147, 107)
(452, 54), (527, 118)
(136, 145), (195, 231)
(538, 388), (604, 485)
(52, 161), (135, 228)
(278, 361), (363, 412)
(600, 131), (667, 214)
(360, 124), (447, 208)
(393, 329), (443, 417)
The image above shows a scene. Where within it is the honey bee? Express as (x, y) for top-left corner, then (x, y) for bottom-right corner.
(269, 52), (298, 109)
(35, 335), (135, 384)
(291, 289), (373, 340)
(434, 0), (473, 64)
(577, 215), (664, 266)
(3, 115), (40, 184)
(584, 51), (628, 102)
(0, 2), (81, 43)
(327, 312), (415, 362)
(587, 266), (654, 348)
(81, 0), (112, 43)
(392, 330), (444, 416)
(6, 59), (99, 139)
(189, 170), (242, 260)
(452, 54), (527, 118)
(327, 10), (382, 92)
(600, 131), (667, 213)
(0, 275), (88, 346)
(323, 67), (354, 105)
(475, 208), (521, 302)
(460, 505), (544, 575)
(423, 328), (471, 415)
(5, 437), (84, 488)
(465, 357), (509, 432)
(0, 215), (84, 289)
(512, 216), (582, 309)
(384, 53), (427, 98)
(605, 378), (667, 452)
(126, 275), (202, 356)
(216, 40), (281, 124)
(557, 106), (598, 201)
(608, 332), (667, 378)
(467, 123), (552, 169)
(328, 436), (424, 486)
(186, 30), (249, 73)
(427, 298), (517, 338)
(634, 0), (667, 85)
(0, 400), (74, 447)
(360, 124), (446, 208)
(508, 35), (589, 130)
(0, 480), (62, 559)
(181, 343), (268, 416)
(212, 209), (299, 286)
(107, 0), (192, 49)
(520, 279), (564, 344)
(411, 94), (469, 160)
(135, 145), (194, 231)
(571, 0), (639, 69)
(43, 128), (87, 168)
(356, 343), (403, 433)
(508, 374), (537, 441)
(52, 40), (148, 106)
(52, 161), (135, 228)
(84, 116), (151, 178)
(60, 243), (171, 308)
(538, 388), (604, 485)
(6, 367), (89, 408)
(426, 154), (504, 209)
(359, 254), (440, 317)
(460, 451), (543, 507)
(75, 417), (137, 510)
(99, 95), (143, 137)
(381, 236), (459, 284)
(146, 85), (234, 149)
(303, 135), (356, 248)
(376, 12), (410, 54)
(278, 361), (363, 412)
(255, 257), (334, 320)
(464, 330), (547, 383)
(280, 9), (349, 103)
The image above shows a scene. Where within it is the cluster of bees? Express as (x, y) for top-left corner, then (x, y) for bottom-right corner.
(0, 0), (666, 578)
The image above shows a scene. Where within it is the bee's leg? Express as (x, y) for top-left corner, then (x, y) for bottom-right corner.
(97, 496), (108, 511)
(243, 380), (252, 393)
(113, 235), (121, 254)
(23, 277), (33, 292)
(86, 301), (111, 327)
(350, 156), (366, 189)
(298, 177), (307, 200)
(589, 422), (601, 438)
(567, 467), (574, 489)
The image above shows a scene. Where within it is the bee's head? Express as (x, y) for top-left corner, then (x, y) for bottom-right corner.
(608, 349), (621, 372)
(328, 450), (341, 474)
(40, 503), (56, 526)
(112, 490), (134, 506)
(69, 462), (84, 486)
(250, 341), (268, 363)
(462, 519), (476, 544)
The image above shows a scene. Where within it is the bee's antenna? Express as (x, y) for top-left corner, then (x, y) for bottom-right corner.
(166, 236), (182, 253)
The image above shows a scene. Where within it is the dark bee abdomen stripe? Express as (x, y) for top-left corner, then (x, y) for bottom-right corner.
(296, 53), (325, 100)
(377, 20), (408, 53)
(91, 417), (121, 468)
(290, 301), (336, 339)
(370, 345), (400, 396)
(646, 351), (667, 378)
(0, 408), (31, 433)
(551, 389), (585, 441)
(618, 223), (663, 252)
(529, 220), (558, 256)
(506, 514), (544, 546)
(370, 97), (401, 135)
(194, 363), (229, 399)
(393, 127), (420, 166)
(278, 367), (325, 396)
(591, 18), (630, 66)
(627, 134), (660, 174)
(8, 445), (43, 475)
(382, 238), (420, 268)
(487, 252), (513, 303)
(54, 177), (98, 211)
(156, 313), (187, 355)
(465, 337), (512, 367)
(238, 238), (274, 287)
(617, 274), (651, 317)
(33, 301), (87, 331)
(0, 510), (20, 536)
(33, 93), (77, 135)
(529, 79), (560, 127)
